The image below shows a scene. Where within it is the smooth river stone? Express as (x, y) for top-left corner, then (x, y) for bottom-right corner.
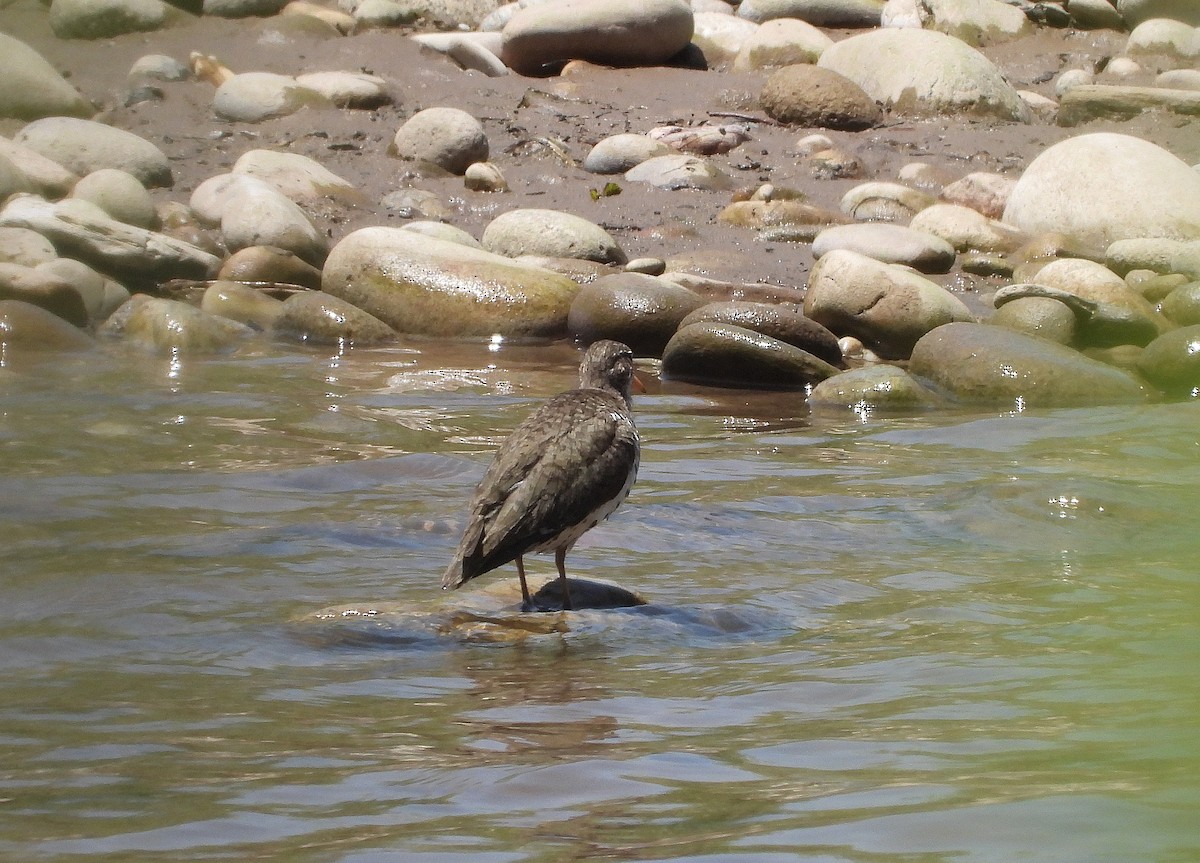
(567, 272), (706, 356)
(200, 281), (285, 331)
(661, 321), (840, 389)
(0, 299), (95, 353)
(100, 294), (254, 354)
(677, 301), (844, 367)
(482, 208), (627, 264)
(0, 33), (92, 120)
(804, 249), (974, 360)
(0, 262), (88, 326)
(14, 117), (172, 188)
(500, 0), (695, 76)
(811, 223), (956, 273)
(909, 321), (1148, 407)
(270, 292), (397, 346)
(808, 364), (942, 410)
(737, 0), (885, 26)
(321, 227), (579, 338)
(1137, 324), (1200, 395)
(391, 107), (489, 175)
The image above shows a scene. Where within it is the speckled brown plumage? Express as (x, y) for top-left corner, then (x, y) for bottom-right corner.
(442, 340), (641, 611)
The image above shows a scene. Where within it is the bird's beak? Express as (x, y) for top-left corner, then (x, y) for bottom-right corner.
(632, 373), (647, 394)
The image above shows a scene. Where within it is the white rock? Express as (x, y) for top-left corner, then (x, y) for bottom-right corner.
(917, 0), (1031, 45)
(500, 0), (695, 75)
(1125, 18), (1200, 59)
(732, 17), (833, 70)
(881, 0), (924, 28)
(400, 220), (484, 248)
(691, 12), (760, 63)
(392, 107), (488, 174)
(812, 222), (956, 273)
(939, 170), (1014, 218)
(817, 27), (1030, 121)
(1157, 68), (1200, 89)
(0, 33), (92, 120)
(213, 72), (330, 123)
(1055, 68), (1094, 97)
(295, 71), (393, 108)
(0, 226), (57, 267)
(482, 208), (627, 264)
(737, 0), (886, 26)
(231, 150), (362, 205)
(71, 168), (158, 229)
(908, 203), (1025, 252)
(584, 134), (672, 174)
(219, 181), (327, 265)
(1003, 132), (1200, 251)
(13, 117), (172, 187)
(0, 136), (77, 198)
(624, 154), (733, 190)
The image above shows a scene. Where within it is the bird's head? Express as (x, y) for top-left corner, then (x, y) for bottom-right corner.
(579, 340), (642, 404)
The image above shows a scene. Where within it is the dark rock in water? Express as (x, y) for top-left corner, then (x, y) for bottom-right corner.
(662, 321), (840, 389)
(678, 300), (844, 367)
(568, 272), (706, 356)
(527, 577), (646, 612)
(1137, 324), (1200, 397)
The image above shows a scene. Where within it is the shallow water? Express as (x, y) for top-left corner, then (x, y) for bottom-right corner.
(2, 339), (1198, 862)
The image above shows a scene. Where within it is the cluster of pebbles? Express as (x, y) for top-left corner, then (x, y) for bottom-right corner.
(1, 0), (1199, 409)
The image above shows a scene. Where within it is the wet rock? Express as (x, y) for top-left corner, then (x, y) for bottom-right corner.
(840, 181), (935, 222)
(718, 198), (847, 230)
(0, 33), (92, 120)
(0, 194), (221, 283)
(1136, 325), (1200, 395)
(759, 64), (882, 130)
(391, 107), (488, 175)
(625, 257), (667, 276)
(678, 300), (844, 366)
(213, 72), (330, 123)
(14, 117), (172, 188)
(804, 248), (975, 359)
(584, 134), (671, 174)
(908, 203), (1025, 253)
(989, 295), (1077, 345)
(812, 223), (956, 273)
(1118, 0), (1200, 26)
(500, 0), (695, 76)
(322, 226), (579, 338)
(0, 136), (78, 199)
(203, 0), (288, 16)
(809, 364), (942, 409)
(1157, 69), (1200, 90)
(1068, 0), (1124, 29)
(71, 168), (158, 229)
(0, 227), (57, 267)
(49, 0), (169, 39)
(200, 280), (285, 330)
(737, 0), (886, 27)
(817, 27), (1030, 120)
(218, 245), (324, 289)
(625, 154), (733, 191)
(1033, 257), (1169, 343)
(1107, 238), (1200, 281)
(0, 262), (88, 326)
(662, 321), (840, 388)
(1003, 133), (1200, 252)
(732, 18), (834, 71)
(482, 208), (626, 264)
(0, 299), (95, 353)
(270, 291), (397, 346)
(567, 272), (706, 355)
(909, 321), (1148, 406)
(231, 149), (362, 206)
(463, 161), (508, 192)
(379, 187), (452, 221)
(99, 294), (254, 354)
(1157, 281), (1200, 326)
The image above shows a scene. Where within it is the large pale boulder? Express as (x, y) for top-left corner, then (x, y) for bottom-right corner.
(500, 0), (695, 76)
(732, 17), (834, 71)
(691, 12), (760, 64)
(817, 27), (1030, 120)
(910, 322), (1148, 406)
(1002, 133), (1200, 253)
(915, 0), (1031, 45)
(231, 150), (362, 205)
(804, 248), (974, 359)
(14, 117), (171, 187)
(482, 209), (626, 264)
(321, 227), (580, 338)
(1118, 0), (1200, 26)
(0, 33), (92, 120)
(48, 0), (169, 39)
(737, 0), (886, 27)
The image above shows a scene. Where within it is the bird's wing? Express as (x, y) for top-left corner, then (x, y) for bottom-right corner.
(477, 391), (639, 560)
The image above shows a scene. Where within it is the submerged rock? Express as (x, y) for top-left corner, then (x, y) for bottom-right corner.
(662, 321), (841, 389)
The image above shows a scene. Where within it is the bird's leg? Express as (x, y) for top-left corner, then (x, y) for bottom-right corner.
(555, 547), (572, 611)
(515, 555), (532, 608)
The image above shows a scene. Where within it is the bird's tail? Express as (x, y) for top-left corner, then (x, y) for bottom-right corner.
(441, 556), (467, 591)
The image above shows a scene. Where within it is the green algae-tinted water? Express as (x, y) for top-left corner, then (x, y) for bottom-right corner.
(2, 341), (1198, 862)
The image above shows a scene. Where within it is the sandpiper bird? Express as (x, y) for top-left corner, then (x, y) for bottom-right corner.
(442, 340), (641, 611)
